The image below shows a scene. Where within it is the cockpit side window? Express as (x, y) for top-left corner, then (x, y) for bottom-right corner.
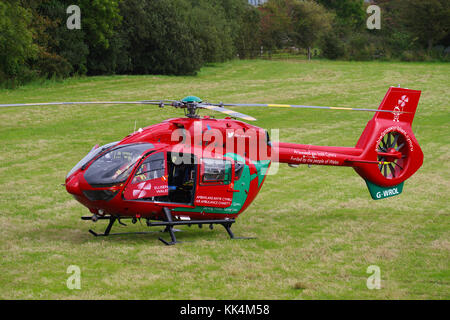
(122, 151), (168, 200)
(84, 143), (154, 187)
(132, 152), (165, 184)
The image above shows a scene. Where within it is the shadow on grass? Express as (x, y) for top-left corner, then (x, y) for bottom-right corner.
(18, 220), (248, 247)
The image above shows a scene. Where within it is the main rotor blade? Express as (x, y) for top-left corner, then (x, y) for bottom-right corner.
(0, 101), (171, 108)
(199, 104), (256, 121)
(215, 103), (404, 114)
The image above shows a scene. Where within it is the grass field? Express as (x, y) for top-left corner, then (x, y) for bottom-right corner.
(0, 59), (448, 299)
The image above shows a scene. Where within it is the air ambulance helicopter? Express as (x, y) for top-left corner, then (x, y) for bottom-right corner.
(0, 87), (423, 245)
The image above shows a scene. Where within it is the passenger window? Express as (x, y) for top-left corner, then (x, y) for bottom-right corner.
(202, 158), (232, 184)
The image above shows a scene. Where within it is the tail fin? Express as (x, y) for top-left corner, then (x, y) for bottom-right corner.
(353, 87), (424, 198)
(374, 86), (421, 125)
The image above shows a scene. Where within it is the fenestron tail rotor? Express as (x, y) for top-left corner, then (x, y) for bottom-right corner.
(377, 131), (409, 179)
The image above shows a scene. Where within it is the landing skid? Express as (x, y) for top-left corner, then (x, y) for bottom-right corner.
(82, 208), (252, 245)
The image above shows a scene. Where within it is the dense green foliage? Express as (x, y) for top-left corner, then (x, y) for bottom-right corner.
(319, 0), (450, 61)
(0, 0), (448, 86)
(0, 1), (37, 85)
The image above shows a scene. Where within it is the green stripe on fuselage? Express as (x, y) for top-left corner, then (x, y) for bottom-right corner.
(252, 159), (271, 187)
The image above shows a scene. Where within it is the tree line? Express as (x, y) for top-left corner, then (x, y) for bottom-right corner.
(1, 0), (448, 87)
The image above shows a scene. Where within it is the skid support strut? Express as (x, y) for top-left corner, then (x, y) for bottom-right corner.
(158, 207), (178, 245)
(88, 216), (117, 237)
(222, 222), (255, 240)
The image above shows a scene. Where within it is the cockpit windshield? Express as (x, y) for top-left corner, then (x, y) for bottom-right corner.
(84, 143), (154, 187)
(66, 141), (118, 179)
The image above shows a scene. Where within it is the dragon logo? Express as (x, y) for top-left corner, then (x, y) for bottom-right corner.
(393, 95), (408, 122)
(133, 181), (152, 198)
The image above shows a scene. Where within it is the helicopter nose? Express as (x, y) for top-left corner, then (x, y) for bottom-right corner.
(65, 175), (81, 195)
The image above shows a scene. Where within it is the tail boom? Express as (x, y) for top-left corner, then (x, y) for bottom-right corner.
(273, 87), (424, 193)
(276, 142), (363, 167)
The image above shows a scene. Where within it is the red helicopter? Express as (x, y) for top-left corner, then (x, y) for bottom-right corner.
(1, 87), (423, 245)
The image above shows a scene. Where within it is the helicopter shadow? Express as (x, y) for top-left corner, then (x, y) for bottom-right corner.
(76, 223), (240, 246)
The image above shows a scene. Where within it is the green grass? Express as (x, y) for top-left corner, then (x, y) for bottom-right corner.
(0, 59), (448, 299)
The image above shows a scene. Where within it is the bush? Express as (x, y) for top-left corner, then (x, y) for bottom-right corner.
(321, 33), (346, 59)
(188, 0), (235, 63)
(118, 0), (203, 75)
(35, 51), (72, 78)
(0, 1), (37, 86)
